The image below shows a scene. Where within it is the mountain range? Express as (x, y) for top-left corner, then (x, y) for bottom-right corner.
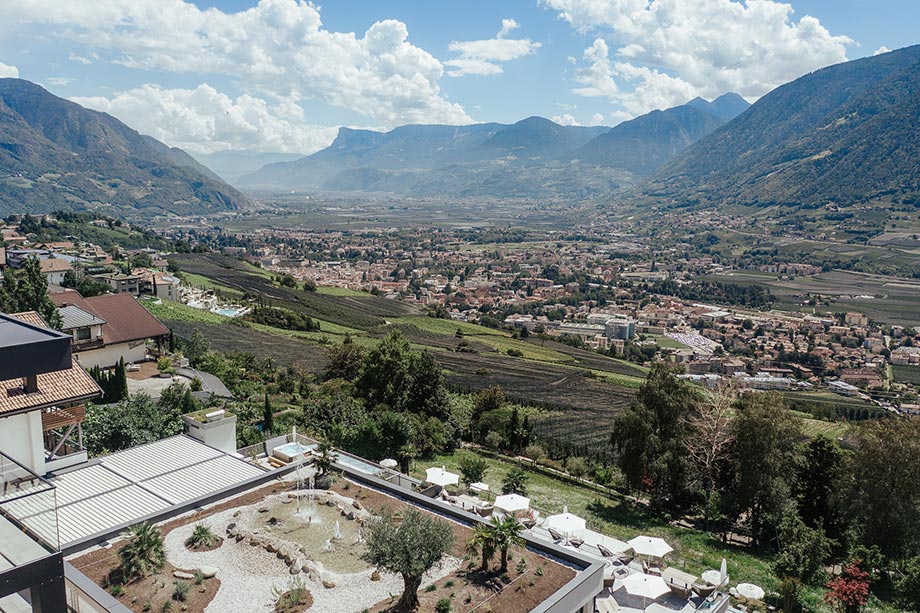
(646, 44), (920, 209)
(239, 94), (750, 198)
(0, 79), (247, 216)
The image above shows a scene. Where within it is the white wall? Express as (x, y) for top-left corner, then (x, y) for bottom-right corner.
(0, 412), (45, 476)
(73, 341), (147, 369)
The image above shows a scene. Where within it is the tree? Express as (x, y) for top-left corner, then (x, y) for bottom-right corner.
(324, 340), (365, 382)
(313, 441), (337, 478)
(732, 392), (802, 548)
(118, 523), (166, 581)
(611, 363), (697, 510)
(501, 467), (528, 496)
(458, 454), (488, 486)
(357, 330), (414, 410)
(897, 556), (920, 611)
(263, 393), (274, 434)
(847, 417), (920, 559)
(774, 510), (831, 584)
(685, 383), (737, 529)
(112, 359), (129, 402)
(361, 508), (454, 611)
(824, 560), (869, 613)
(794, 437), (844, 539)
(490, 515), (525, 572)
(466, 522), (496, 571)
(405, 350), (450, 420)
(0, 258), (62, 328)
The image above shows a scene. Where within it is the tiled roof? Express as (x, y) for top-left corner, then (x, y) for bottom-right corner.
(39, 258), (72, 273)
(8, 311), (47, 328)
(50, 290), (169, 344)
(1, 313), (102, 415)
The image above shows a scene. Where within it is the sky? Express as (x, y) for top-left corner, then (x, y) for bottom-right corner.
(0, 0), (916, 155)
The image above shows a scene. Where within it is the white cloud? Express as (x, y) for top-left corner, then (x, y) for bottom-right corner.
(0, 62), (19, 78)
(591, 112), (605, 124)
(72, 83), (338, 154)
(544, 0), (852, 118)
(4, 0), (472, 126)
(874, 46), (891, 56)
(46, 76), (73, 86)
(552, 113), (580, 126)
(446, 18), (541, 76)
(68, 52), (96, 65)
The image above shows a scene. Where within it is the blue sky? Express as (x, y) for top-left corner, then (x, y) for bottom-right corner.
(0, 0), (916, 154)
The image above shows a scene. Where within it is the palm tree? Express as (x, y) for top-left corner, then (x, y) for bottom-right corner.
(465, 522), (496, 571)
(501, 467), (529, 496)
(490, 516), (525, 573)
(118, 522), (166, 581)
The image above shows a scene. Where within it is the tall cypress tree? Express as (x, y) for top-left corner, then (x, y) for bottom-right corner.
(263, 393), (274, 434)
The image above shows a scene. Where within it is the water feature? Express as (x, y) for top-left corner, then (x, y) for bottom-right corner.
(239, 489), (370, 575)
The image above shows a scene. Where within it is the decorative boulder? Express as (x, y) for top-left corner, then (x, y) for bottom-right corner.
(198, 566), (218, 579)
(173, 571), (195, 580)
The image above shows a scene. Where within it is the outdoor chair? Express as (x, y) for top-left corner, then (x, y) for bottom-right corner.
(548, 527), (565, 542)
(569, 537), (585, 548)
(596, 543), (616, 558)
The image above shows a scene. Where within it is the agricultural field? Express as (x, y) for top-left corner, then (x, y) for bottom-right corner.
(701, 269), (920, 326)
(892, 364), (920, 386)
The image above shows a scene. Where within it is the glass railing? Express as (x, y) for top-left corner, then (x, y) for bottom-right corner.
(0, 450), (60, 568)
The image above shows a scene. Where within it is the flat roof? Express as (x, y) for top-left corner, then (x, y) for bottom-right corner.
(51, 436), (266, 546)
(0, 314), (73, 381)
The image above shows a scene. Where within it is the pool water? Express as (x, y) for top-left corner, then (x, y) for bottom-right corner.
(272, 442), (317, 463)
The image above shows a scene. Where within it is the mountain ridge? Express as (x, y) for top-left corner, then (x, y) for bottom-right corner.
(0, 78), (248, 216)
(646, 45), (920, 209)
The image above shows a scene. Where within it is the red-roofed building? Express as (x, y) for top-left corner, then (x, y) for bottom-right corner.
(50, 289), (170, 369)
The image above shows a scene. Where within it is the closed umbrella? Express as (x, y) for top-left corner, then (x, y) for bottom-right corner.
(494, 493), (530, 513)
(627, 536), (673, 559)
(622, 573), (669, 609)
(425, 466), (459, 488)
(544, 506), (587, 535)
(720, 558), (728, 583)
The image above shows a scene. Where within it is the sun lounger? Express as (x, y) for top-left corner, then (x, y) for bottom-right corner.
(548, 527), (565, 542)
(596, 543), (616, 558)
(569, 538), (584, 548)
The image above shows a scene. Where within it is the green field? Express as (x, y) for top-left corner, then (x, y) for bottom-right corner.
(892, 364), (920, 386)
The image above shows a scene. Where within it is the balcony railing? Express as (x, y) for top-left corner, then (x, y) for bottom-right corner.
(0, 451), (60, 570)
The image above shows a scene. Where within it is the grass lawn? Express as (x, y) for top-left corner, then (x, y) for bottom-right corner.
(181, 272), (244, 298)
(315, 285), (368, 297)
(648, 334), (688, 349)
(393, 316), (506, 337)
(411, 450), (781, 594)
(140, 297), (229, 324)
(590, 370), (645, 389)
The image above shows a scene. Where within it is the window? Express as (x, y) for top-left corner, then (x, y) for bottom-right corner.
(76, 327), (91, 341)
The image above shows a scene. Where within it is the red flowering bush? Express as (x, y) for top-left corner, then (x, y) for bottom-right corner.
(824, 560), (869, 613)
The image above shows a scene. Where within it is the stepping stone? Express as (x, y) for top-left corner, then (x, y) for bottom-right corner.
(199, 566), (218, 579)
(173, 571), (195, 580)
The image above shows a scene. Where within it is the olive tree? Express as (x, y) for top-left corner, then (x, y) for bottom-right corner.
(361, 507), (454, 610)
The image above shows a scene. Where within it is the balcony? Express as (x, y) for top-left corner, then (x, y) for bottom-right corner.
(0, 450), (59, 569)
(42, 405), (88, 473)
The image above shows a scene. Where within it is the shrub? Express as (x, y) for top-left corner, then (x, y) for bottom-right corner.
(193, 572), (204, 585)
(272, 576), (311, 611)
(110, 584), (124, 597)
(185, 523), (218, 550)
(425, 584), (437, 592)
(436, 597), (452, 613)
(484, 431), (504, 450)
(516, 558), (527, 574)
(160, 601), (172, 612)
(118, 523), (166, 581)
(172, 580), (190, 602)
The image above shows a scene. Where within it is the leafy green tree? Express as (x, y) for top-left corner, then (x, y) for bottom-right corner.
(501, 467), (529, 496)
(324, 340), (366, 382)
(118, 523), (166, 581)
(611, 363), (697, 510)
(795, 437), (844, 540)
(847, 417), (920, 559)
(458, 454), (488, 486)
(897, 556), (920, 611)
(732, 392), (802, 548)
(0, 258), (62, 328)
(84, 388), (189, 456)
(361, 508), (454, 611)
(405, 350), (450, 419)
(357, 330), (414, 410)
(774, 510), (831, 584)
